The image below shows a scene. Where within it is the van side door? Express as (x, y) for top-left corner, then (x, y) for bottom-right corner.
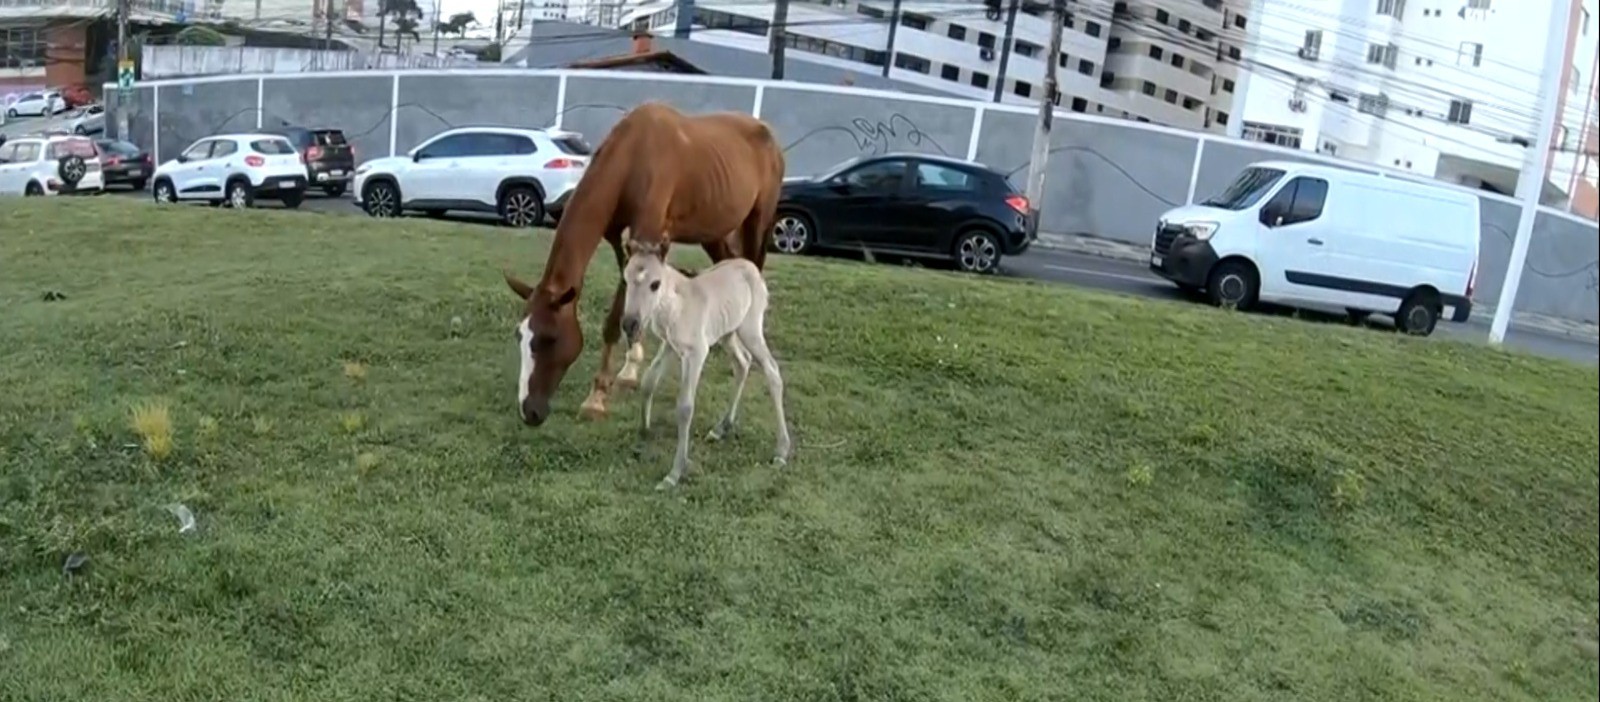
(1254, 175), (1339, 304)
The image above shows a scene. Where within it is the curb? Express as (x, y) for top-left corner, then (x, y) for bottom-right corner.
(1032, 234), (1599, 343)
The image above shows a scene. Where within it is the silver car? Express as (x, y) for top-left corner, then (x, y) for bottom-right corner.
(63, 104), (105, 135)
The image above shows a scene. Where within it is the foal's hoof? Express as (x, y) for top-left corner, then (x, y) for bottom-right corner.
(614, 374), (640, 392)
(707, 418), (736, 442)
(656, 475), (679, 491)
(772, 455), (789, 469)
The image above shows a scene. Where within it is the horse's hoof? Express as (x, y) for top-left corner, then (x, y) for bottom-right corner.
(656, 476), (678, 491)
(578, 402), (609, 421)
(772, 456), (789, 468)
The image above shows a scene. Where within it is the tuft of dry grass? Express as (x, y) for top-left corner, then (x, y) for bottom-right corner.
(251, 416), (275, 436)
(355, 451), (381, 476)
(196, 415), (220, 442)
(342, 361), (368, 383)
(128, 401), (175, 461)
(338, 411), (366, 434)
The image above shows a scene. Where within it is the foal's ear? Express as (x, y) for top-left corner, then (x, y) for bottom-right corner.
(503, 269), (535, 300)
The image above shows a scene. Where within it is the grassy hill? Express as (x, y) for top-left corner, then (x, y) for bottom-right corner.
(1, 198), (1596, 701)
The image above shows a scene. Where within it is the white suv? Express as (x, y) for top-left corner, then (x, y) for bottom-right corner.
(353, 126), (592, 227)
(151, 133), (309, 209)
(0, 134), (104, 197)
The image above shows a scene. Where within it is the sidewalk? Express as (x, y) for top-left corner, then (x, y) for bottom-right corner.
(1035, 232), (1600, 342)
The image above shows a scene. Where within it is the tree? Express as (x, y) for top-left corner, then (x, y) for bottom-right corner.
(438, 11), (476, 37)
(174, 26), (227, 46)
(376, 0), (423, 51)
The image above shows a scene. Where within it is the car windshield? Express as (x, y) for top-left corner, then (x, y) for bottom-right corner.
(314, 130), (347, 146)
(251, 139), (296, 155)
(48, 138), (99, 159)
(96, 140), (140, 155)
(1200, 166), (1287, 210)
(552, 135), (592, 156)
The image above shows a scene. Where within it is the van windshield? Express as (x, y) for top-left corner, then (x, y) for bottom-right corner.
(1202, 166), (1287, 210)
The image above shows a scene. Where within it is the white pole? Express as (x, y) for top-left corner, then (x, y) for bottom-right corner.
(1023, 0), (1065, 241)
(1489, 0), (1572, 344)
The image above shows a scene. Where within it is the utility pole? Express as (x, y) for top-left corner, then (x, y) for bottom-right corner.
(114, 0), (131, 141)
(881, 0), (902, 78)
(431, 0), (441, 54)
(1489, 1), (1573, 344)
(769, 0), (790, 80)
(1023, 0), (1065, 241)
(325, 0), (337, 54)
(674, 0), (695, 39)
(991, 0), (1018, 103)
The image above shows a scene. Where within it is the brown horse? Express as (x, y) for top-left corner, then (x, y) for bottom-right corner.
(503, 101), (784, 426)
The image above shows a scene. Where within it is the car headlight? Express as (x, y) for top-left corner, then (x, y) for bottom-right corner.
(1184, 221), (1220, 241)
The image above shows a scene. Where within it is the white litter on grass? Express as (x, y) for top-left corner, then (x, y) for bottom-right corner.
(164, 503), (196, 534)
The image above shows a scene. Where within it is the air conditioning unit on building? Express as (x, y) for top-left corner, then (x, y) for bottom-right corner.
(1289, 98), (1308, 112)
(980, 47), (996, 62)
(1296, 47), (1318, 61)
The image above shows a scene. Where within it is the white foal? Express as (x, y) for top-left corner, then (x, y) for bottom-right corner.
(621, 249), (791, 489)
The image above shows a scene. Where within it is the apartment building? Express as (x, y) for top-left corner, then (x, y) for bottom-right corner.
(606, 0), (1250, 133)
(1235, 0), (1599, 213)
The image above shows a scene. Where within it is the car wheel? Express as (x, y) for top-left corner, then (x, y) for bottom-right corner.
(423, 209), (447, 219)
(130, 178), (148, 191)
(57, 155), (87, 187)
(323, 183), (346, 198)
(952, 229), (1002, 274)
(226, 179), (254, 209)
(363, 180), (401, 218)
(280, 190), (305, 209)
(5, 108), (15, 118)
(1205, 259), (1259, 311)
(152, 178), (176, 203)
(772, 211), (813, 255)
(499, 185), (544, 228)
(1395, 290), (1440, 337)
(24, 181), (44, 196)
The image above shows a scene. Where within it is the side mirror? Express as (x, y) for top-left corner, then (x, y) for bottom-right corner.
(1259, 207), (1281, 227)
(412, 151), (424, 162)
(827, 177), (850, 192)
(175, 154), (188, 164)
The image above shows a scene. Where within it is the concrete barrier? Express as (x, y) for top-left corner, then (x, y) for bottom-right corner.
(107, 68), (1600, 326)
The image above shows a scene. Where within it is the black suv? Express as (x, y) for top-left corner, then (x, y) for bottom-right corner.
(271, 126), (355, 197)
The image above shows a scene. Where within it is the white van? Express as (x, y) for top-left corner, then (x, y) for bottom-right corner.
(1149, 160), (1480, 336)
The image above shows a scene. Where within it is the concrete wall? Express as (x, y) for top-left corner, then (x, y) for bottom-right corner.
(107, 69), (1600, 325)
(142, 46), (478, 80)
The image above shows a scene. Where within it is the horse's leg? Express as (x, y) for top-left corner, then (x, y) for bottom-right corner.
(736, 317), (791, 467)
(581, 227), (630, 420)
(659, 342), (709, 490)
(615, 337), (648, 391)
(741, 176), (781, 271)
(709, 335), (752, 442)
(634, 341), (673, 456)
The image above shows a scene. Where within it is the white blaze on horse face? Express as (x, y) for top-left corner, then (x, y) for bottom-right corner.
(517, 317), (535, 408)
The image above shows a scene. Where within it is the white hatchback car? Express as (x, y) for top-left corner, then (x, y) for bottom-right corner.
(5, 90), (67, 118)
(151, 133), (310, 209)
(352, 126), (592, 226)
(63, 104), (106, 135)
(0, 134), (104, 197)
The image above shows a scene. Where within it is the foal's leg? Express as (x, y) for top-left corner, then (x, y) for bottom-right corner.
(660, 343), (710, 490)
(709, 335), (752, 442)
(615, 339), (648, 391)
(637, 342), (672, 437)
(737, 323), (792, 466)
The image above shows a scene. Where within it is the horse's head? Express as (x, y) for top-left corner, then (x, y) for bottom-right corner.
(505, 270), (582, 427)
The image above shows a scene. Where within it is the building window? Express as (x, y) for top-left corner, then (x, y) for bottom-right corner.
(901, 12), (932, 30)
(1216, 111), (1229, 126)
(1078, 59), (1095, 76)
(1233, 14), (1246, 28)
(978, 32), (996, 49)
(1182, 97), (1201, 110)
(1301, 30), (1322, 60)
(1197, 28), (1215, 41)
(1457, 41), (1483, 67)
(1107, 37), (1122, 52)
(1447, 99), (1473, 124)
(947, 24), (967, 41)
(1227, 45), (1242, 60)
(1467, 0), (1489, 8)
(1148, 45), (1164, 60)
(971, 71), (990, 89)
(1376, 0), (1406, 19)
(1155, 8), (1170, 23)
(1142, 80), (1158, 96)
(1071, 97), (1088, 112)
(1223, 78), (1236, 92)
(1164, 88), (1179, 104)
(1358, 92), (1390, 117)
(1014, 81), (1033, 98)
(1100, 71), (1115, 88)
(1058, 52), (1070, 68)
(1086, 20), (1102, 37)
(894, 52), (931, 74)
(1366, 42), (1398, 69)
(784, 34), (887, 67)
(1242, 121), (1305, 149)
(693, 8), (769, 36)
(0, 27), (47, 68)
(940, 64), (960, 81)
(1015, 40), (1041, 58)
(1178, 18), (1192, 32)
(1170, 53), (1185, 69)
(856, 4), (884, 18)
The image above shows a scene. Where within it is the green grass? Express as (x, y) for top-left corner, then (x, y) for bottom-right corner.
(2, 198), (1596, 701)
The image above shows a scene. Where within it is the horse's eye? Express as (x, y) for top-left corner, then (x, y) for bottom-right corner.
(649, 280), (661, 292)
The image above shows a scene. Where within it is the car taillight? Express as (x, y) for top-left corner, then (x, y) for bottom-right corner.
(104, 156), (121, 166)
(304, 146), (324, 162)
(1005, 194), (1029, 214)
(544, 158), (581, 169)
(1466, 259), (1478, 298)
(244, 155), (265, 167)
(143, 154), (152, 165)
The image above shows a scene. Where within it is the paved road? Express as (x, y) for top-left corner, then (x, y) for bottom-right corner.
(101, 188), (1599, 366)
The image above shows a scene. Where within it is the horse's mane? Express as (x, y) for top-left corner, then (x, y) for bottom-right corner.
(672, 265), (700, 278)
